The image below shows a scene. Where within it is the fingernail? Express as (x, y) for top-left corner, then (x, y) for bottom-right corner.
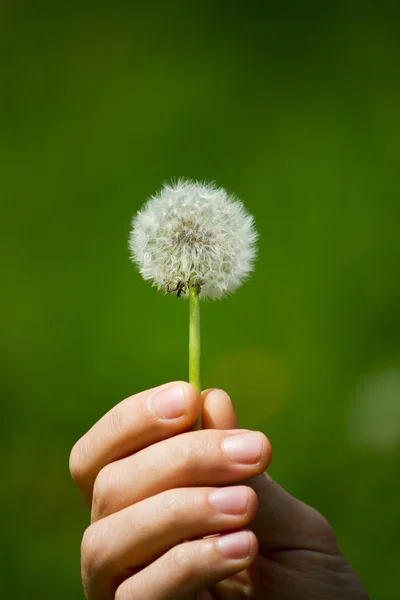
(216, 531), (251, 559)
(206, 388), (231, 404)
(222, 432), (264, 464)
(209, 486), (249, 515)
(149, 385), (186, 419)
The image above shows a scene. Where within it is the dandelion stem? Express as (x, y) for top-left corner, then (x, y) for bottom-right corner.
(189, 284), (201, 429)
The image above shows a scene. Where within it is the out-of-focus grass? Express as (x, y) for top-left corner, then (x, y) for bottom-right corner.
(1, 3), (399, 598)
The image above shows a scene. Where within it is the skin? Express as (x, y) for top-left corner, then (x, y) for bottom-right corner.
(69, 382), (369, 600)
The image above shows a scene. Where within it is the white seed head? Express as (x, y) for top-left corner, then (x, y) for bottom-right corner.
(129, 179), (258, 299)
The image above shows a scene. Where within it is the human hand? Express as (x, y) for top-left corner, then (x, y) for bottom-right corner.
(70, 382), (269, 599)
(70, 382), (368, 599)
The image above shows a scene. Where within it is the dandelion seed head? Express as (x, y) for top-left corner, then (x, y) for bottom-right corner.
(129, 179), (258, 299)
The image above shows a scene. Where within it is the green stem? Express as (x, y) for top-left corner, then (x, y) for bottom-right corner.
(189, 284), (201, 429)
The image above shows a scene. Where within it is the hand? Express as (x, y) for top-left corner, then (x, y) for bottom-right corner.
(70, 382), (368, 599)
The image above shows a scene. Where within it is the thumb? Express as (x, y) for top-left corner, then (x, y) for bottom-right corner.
(201, 388), (239, 430)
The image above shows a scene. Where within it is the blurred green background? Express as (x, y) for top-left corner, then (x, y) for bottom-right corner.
(1, 2), (399, 598)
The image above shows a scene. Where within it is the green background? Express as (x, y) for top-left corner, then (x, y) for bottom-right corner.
(1, 2), (399, 598)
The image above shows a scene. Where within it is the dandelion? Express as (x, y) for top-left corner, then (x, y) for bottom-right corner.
(129, 179), (258, 427)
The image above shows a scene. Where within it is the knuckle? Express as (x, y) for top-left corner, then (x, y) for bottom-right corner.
(81, 523), (105, 579)
(164, 490), (186, 520)
(69, 440), (86, 484)
(92, 465), (115, 518)
(167, 539), (213, 584)
(109, 404), (125, 439)
(167, 431), (219, 478)
(166, 434), (197, 476)
(163, 488), (202, 522)
(169, 543), (197, 579)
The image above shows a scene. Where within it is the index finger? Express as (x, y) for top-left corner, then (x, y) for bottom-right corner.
(69, 382), (200, 505)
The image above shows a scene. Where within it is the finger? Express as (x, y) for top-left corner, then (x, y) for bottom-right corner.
(91, 429), (271, 521)
(115, 530), (258, 600)
(69, 382), (200, 505)
(82, 485), (258, 598)
(202, 388), (238, 430)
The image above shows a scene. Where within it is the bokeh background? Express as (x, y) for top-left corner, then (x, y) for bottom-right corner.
(1, 2), (399, 598)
